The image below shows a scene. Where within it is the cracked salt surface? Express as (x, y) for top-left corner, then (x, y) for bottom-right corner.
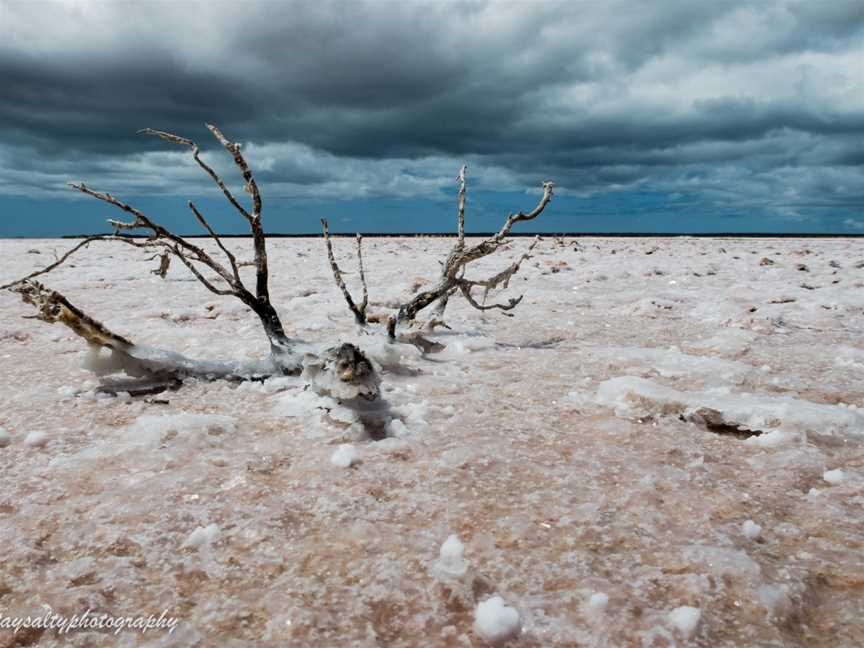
(1, 236), (863, 646)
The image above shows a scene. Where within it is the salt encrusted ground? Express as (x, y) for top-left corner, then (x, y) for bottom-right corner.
(1, 236), (863, 647)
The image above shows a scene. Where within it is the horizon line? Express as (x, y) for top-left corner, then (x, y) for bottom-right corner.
(1, 232), (863, 240)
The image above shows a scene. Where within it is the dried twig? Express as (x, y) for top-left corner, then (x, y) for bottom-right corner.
(0, 234), (186, 291)
(321, 219), (368, 325)
(356, 234), (369, 316)
(1, 236), (102, 291)
(69, 182), (237, 289)
(461, 235), (540, 303)
(456, 164), (467, 248)
(188, 201), (240, 284)
(152, 250), (171, 278)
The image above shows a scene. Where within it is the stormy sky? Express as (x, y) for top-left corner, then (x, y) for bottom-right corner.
(1, 0), (862, 236)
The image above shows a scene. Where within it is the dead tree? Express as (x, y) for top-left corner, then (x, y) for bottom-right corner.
(4, 125), (553, 406)
(2, 125), (378, 401)
(321, 164), (554, 338)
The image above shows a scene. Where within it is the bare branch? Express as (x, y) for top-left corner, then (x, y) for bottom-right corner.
(458, 282), (522, 315)
(10, 279), (298, 383)
(462, 235), (540, 300)
(356, 234), (369, 315)
(503, 181), (555, 228)
(68, 182), (236, 289)
(456, 164), (467, 248)
(188, 201), (241, 285)
(433, 166), (468, 319)
(138, 128), (194, 147)
(454, 181), (554, 271)
(1, 236), (103, 291)
(0, 235), (180, 291)
(169, 246), (236, 296)
(433, 286), (457, 317)
(140, 128), (253, 223)
(205, 124), (261, 219)
(205, 124), (269, 301)
(152, 251), (171, 278)
(70, 182), (156, 230)
(391, 177), (553, 333)
(141, 125), (270, 301)
(107, 218), (141, 231)
(425, 318), (452, 332)
(321, 219), (367, 325)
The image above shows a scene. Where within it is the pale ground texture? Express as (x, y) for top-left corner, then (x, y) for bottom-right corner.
(1, 236), (863, 647)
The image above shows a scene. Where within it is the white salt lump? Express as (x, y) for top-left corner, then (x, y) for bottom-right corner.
(184, 523), (219, 548)
(587, 592), (609, 612)
(474, 596), (521, 642)
(668, 606), (701, 638)
(24, 431), (48, 448)
(742, 519), (762, 540)
(330, 444), (359, 468)
(435, 534), (468, 578)
(823, 469), (845, 485)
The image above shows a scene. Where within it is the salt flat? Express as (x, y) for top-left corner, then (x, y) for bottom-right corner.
(1, 236), (862, 647)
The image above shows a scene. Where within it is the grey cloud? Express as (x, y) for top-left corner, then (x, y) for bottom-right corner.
(0, 0), (862, 227)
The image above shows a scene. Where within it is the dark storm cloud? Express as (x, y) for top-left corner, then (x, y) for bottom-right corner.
(0, 0), (862, 226)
